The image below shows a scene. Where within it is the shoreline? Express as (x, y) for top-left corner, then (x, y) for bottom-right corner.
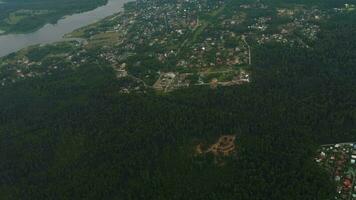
(0, 0), (129, 57)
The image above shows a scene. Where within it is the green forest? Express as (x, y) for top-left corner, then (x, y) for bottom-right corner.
(0, 0), (356, 199)
(0, 0), (107, 34)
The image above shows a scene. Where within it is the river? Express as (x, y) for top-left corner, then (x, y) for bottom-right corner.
(0, 0), (130, 57)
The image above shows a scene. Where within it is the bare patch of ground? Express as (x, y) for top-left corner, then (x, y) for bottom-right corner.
(196, 135), (237, 156)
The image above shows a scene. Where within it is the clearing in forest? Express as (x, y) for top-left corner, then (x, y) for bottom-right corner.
(196, 135), (237, 156)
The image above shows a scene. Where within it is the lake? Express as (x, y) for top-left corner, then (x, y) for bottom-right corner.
(0, 0), (130, 57)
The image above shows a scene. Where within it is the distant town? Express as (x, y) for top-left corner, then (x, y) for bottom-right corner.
(0, 0), (354, 93)
(316, 143), (356, 200)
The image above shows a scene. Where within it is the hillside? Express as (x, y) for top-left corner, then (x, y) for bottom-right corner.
(0, 0), (356, 199)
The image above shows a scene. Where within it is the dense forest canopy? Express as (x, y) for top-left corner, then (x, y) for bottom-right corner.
(0, 0), (356, 199)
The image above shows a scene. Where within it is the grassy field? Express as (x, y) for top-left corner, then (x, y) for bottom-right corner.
(87, 31), (121, 47)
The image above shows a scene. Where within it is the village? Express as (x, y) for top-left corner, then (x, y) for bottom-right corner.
(316, 143), (356, 200)
(0, 0), (342, 92)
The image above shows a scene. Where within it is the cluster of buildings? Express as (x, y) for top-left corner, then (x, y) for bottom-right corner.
(256, 7), (325, 47)
(153, 72), (190, 92)
(248, 16), (271, 32)
(0, 41), (87, 86)
(122, 0), (249, 70)
(334, 4), (356, 12)
(152, 69), (250, 92)
(0, 56), (47, 86)
(80, 0), (254, 92)
(0, 0), (342, 92)
(316, 143), (356, 200)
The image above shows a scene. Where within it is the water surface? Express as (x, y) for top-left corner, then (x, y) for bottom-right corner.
(0, 0), (129, 57)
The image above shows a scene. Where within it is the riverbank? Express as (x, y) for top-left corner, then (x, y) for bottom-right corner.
(0, 0), (108, 35)
(0, 0), (129, 57)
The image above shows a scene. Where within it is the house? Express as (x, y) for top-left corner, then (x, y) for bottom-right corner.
(343, 178), (352, 189)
